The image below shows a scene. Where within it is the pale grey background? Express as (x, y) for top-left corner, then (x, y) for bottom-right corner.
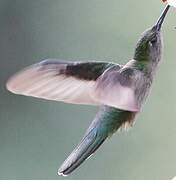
(0, 0), (176, 180)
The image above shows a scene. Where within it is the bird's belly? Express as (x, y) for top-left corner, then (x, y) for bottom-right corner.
(135, 76), (153, 109)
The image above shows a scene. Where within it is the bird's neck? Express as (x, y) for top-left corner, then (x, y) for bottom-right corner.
(126, 59), (160, 76)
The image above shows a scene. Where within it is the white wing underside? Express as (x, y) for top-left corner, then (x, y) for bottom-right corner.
(6, 66), (98, 105)
(93, 83), (138, 112)
(6, 61), (140, 112)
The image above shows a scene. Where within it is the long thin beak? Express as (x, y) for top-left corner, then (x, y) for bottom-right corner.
(156, 5), (170, 31)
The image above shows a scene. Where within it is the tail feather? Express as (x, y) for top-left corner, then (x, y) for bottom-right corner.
(58, 105), (136, 176)
(58, 129), (106, 176)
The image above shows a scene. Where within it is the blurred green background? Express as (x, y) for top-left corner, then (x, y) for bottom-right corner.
(1, 0), (176, 180)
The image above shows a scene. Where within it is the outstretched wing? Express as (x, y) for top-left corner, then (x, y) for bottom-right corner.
(6, 59), (140, 112)
(6, 59), (117, 105)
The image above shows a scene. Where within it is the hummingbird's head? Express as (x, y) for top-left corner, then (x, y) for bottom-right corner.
(134, 5), (170, 64)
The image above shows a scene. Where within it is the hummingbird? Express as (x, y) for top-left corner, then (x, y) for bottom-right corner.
(6, 5), (170, 176)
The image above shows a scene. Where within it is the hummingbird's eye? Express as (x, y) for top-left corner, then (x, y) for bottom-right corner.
(150, 37), (157, 44)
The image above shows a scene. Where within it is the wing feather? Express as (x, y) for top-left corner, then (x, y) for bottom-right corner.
(6, 59), (115, 105)
(7, 59), (141, 112)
